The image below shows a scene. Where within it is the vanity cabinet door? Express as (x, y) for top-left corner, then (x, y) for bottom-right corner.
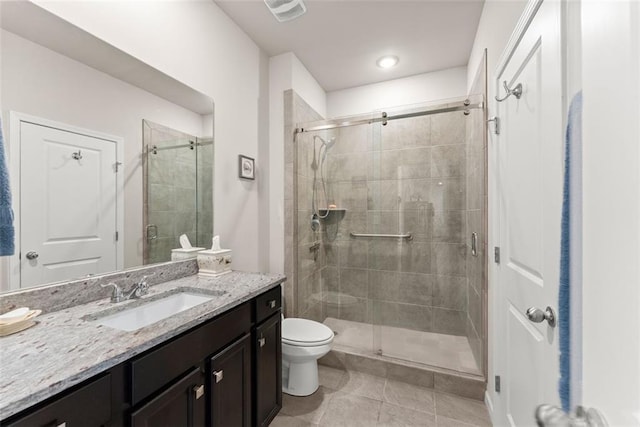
(130, 368), (205, 427)
(208, 333), (252, 427)
(254, 312), (282, 427)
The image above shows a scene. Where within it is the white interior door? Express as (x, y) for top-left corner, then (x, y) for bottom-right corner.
(496, 0), (563, 424)
(20, 121), (118, 288)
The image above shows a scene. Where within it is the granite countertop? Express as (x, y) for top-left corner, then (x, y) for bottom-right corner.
(0, 271), (285, 420)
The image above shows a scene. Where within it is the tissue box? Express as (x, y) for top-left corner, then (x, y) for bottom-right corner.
(197, 249), (232, 277)
(171, 247), (205, 261)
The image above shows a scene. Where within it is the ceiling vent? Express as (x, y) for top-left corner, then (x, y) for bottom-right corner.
(264, 0), (307, 22)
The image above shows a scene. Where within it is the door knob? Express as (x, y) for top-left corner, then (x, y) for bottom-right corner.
(526, 306), (556, 327)
(25, 251), (39, 260)
(213, 370), (223, 383)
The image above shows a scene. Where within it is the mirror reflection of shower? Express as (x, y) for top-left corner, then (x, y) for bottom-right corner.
(310, 135), (336, 231)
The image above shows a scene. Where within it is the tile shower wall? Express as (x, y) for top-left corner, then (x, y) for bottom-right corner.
(320, 109), (470, 336)
(284, 90), (325, 319)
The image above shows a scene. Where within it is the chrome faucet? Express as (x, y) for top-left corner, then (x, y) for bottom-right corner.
(100, 276), (150, 303)
(125, 276), (150, 300)
(101, 282), (124, 303)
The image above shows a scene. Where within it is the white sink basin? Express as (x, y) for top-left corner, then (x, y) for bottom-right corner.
(94, 292), (214, 332)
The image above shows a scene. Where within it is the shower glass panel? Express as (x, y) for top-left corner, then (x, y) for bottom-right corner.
(294, 97), (485, 377)
(196, 138), (214, 246)
(371, 102), (482, 375)
(143, 120), (214, 264)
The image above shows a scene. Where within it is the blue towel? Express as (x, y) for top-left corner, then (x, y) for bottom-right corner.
(559, 91), (582, 412)
(0, 117), (15, 256)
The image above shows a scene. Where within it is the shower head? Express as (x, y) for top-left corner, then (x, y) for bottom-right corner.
(323, 136), (336, 149)
(313, 135), (336, 149)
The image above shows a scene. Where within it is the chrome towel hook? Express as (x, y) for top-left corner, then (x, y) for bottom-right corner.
(495, 80), (523, 102)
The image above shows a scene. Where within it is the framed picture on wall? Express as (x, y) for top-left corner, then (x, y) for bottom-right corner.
(238, 155), (255, 180)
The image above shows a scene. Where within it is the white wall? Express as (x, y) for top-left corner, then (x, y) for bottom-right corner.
(268, 52), (326, 274)
(327, 67), (467, 118)
(581, 1), (640, 424)
(32, 0), (268, 272)
(467, 0), (528, 97)
(0, 30), (207, 289)
(466, 0), (527, 418)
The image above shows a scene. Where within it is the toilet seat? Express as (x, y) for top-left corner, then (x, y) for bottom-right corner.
(282, 318), (334, 347)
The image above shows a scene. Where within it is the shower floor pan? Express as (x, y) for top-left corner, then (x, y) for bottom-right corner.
(323, 317), (481, 376)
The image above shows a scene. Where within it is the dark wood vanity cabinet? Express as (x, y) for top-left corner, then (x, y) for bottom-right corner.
(209, 334), (252, 427)
(4, 373), (113, 427)
(254, 313), (282, 427)
(2, 286), (283, 427)
(130, 368), (206, 427)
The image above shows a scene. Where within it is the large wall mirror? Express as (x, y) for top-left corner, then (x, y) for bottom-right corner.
(0, 2), (215, 292)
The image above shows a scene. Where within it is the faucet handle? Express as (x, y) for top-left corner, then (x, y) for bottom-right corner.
(136, 276), (150, 296)
(100, 282), (123, 303)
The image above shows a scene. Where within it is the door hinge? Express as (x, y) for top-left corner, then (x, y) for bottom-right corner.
(488, 116), (500, 135)
(495, 375), (501, 393)
(115, 231), (119, 241)
(494, 247), (500, 264)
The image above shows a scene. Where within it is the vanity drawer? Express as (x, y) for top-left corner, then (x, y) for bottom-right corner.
(130, 302), (251, 406)
(255, 286), (281, 324)
(5, 373), (111, 427)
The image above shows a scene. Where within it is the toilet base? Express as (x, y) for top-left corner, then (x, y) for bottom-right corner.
(282, 359), (319, 396)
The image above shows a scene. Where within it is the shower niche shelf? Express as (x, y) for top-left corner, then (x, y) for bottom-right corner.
(319, 208), (347, 222)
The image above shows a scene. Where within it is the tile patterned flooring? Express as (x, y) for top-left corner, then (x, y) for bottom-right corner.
(271, 366), (491, 427)
(324, 318), (481, 376)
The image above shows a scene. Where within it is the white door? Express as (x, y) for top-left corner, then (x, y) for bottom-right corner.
(496, 0), (563, 425)
(20, 121), (118, 288)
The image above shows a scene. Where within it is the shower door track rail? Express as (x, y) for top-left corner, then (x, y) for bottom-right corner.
(147, 140), (213, 154)
(294, 100), (484, 134)
(350, 232), (413, 240)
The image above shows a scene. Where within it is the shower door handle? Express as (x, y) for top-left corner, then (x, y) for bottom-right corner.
(146, 224), (158, 241)
(471, 232), (478, 257)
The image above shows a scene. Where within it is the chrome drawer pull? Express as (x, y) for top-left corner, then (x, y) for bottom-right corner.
(193, 384), (205, 400)
(258, 337), (266, 348)
(267, 300), (276, 309)
(213, 370), (223, 383)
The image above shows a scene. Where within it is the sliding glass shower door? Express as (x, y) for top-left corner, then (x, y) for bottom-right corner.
(294, 98), (485, 377)
(143, 120), (214, 265)
(370, 106), (482, 375)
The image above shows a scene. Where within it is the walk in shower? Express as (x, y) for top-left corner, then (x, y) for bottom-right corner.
(293, 95), (487, 378)
(143, 120), (214, 264)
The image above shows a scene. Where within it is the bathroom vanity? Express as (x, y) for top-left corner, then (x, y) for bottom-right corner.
(0, 266), (284, 427)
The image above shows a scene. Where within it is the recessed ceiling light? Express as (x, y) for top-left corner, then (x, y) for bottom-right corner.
(376, 55), (399, 69)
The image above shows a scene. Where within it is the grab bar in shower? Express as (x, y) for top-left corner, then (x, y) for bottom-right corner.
(350, 232), (413, 240)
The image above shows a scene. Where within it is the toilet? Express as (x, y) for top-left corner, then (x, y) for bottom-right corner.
(281, 317), (334, 396)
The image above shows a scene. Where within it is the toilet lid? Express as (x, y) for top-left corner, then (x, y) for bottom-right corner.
(282, 318), (334, 344)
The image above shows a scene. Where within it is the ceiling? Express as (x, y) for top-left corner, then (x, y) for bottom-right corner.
(1, 2), (214, 114)
(215, 0), (485, 92)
